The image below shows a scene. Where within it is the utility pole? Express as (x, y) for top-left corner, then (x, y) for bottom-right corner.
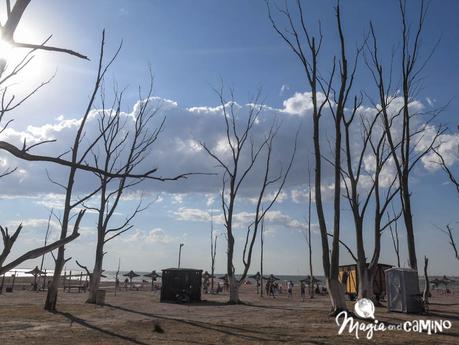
(178, 243), (184, 268)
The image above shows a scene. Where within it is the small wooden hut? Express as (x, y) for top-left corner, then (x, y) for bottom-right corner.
(338, 263), (392, 300)
(160, 268), (202, 303)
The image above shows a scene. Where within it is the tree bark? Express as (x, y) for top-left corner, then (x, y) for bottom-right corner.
(228, 275), (240, 304)
(87, 240), (104, 304)
(326, 277), (347, 313)
(423, 256), (429, 306)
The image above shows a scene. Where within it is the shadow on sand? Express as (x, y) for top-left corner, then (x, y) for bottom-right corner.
(53, 311), (149, 345)
(103, 302), (295, 343)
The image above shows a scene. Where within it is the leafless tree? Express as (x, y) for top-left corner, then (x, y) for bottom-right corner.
(366, 0), (444, 272)
(423, 256), (429, 306)
(389, 210), (401, 268)
(0, 211), (84, 276)
(0, 0), (88, 77)
(260, 216), (264, 297)
(432, 131), (459, 262)
(302, 166), (314, 298)
(0, 0), (91, 279)
(337, 94), (404, 300)
(83, 75), (191, 304)
(200, 88), (297, 303)
(268, 0), (352, 313)
(42, 32), (193, 310)
(434, 224), (459, 263)
(43, 32), (118, 311)
(210, 211), (217, 293)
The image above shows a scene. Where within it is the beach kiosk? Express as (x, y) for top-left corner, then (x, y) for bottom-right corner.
(160, 268), (202, 303)
(338, 263), (392, 301)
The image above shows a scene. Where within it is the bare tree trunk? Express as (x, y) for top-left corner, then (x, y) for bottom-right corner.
(228, 271), (239, 304)
(210, 212), (217, 293)
(326, 278), (347, 311)
(201, 89), (296, 304)
(87, 241), (104, 303)
(268, 1), (350, 312)
(389, 214), (401, 267)
(307, 167), (314, 298)
(227, 217), (238, 303)
(260, 218), (264, 297)
(423, 256), (429, 306)
(44, 194), (73, 311)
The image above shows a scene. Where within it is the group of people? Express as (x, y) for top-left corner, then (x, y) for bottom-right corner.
(202, 272), (224, 294)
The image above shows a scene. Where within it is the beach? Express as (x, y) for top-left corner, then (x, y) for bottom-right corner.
(0, 283), (458, 344)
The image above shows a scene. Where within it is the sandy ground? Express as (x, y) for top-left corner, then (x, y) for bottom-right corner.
(0, 284), (458, 344)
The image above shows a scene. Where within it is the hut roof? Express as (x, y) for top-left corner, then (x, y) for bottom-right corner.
(123, 270), (140, 279)
(249, 272), (261, 279)
(25, 266), (46, 276)
(144, 271), (161, 278)
(162, 268), (202, 272)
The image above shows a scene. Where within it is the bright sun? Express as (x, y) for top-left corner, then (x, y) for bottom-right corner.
(0, 39), (13, 61)
(0, 35), (46, 83)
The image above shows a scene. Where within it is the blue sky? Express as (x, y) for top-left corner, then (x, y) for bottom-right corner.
(0, 0), (458, 276)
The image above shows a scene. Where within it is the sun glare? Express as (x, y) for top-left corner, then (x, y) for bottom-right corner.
(0, 39), (13, 61)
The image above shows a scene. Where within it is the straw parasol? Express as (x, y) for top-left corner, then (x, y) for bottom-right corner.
(123, 270), (140, 284)
(25, 266), (46, 291)
(249, 272), (261, 280)
(144, 270), (161, 280)
(218, 274), (229, 281)
(267, 274), (280, 281)
(144, 270), (161, 290)
(431, 278), (442, 288)
(440, 276), (455, 290)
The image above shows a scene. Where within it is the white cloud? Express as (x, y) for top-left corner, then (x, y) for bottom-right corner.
(173, 207), (212, 222)
(420, 130), (459, 171)
(146, 228), (175, 244)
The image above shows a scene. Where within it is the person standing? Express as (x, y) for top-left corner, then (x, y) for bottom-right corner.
(300, 281), (306, 301)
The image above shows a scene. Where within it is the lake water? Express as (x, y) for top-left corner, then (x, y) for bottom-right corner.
(4, 268), (459, 290)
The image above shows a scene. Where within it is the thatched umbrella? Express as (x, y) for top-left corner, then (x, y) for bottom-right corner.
(218, 274), (228, 281)
(144, 270), (161, 290)
(431, 278), (442, 288)
(26, 266), (46, 291)
(123, 270), (140, 287)
(249, 272), (261, 280)
(440, 276), (455, 291)
(267, 274), (280, 281)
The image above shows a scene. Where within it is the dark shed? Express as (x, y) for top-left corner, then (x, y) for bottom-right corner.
(160, 268), (202, 303)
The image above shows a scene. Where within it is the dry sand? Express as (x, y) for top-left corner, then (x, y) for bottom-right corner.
(0, 284), (458, 344)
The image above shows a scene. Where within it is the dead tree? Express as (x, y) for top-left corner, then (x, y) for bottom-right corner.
(260, 216), (264, 297)
(0, 0), (90, 278)
(434, 224), (459, 263)
(338, 93), (404, 300)
(44, 32), (120, 311)
(0, 0), (88, 73)
(423, 256), (429, 307)
(306, 167), (314, 298)
(210, 211), (217, 293)
(268, 0), (350, 313)
(431, 130), (459, 262)
(0, 211), (84, 276)
(83, 74), (187, 304)
(389, 210), (401, 267)
(200, 88), (297, 303)
(367, 0), (444, 271)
